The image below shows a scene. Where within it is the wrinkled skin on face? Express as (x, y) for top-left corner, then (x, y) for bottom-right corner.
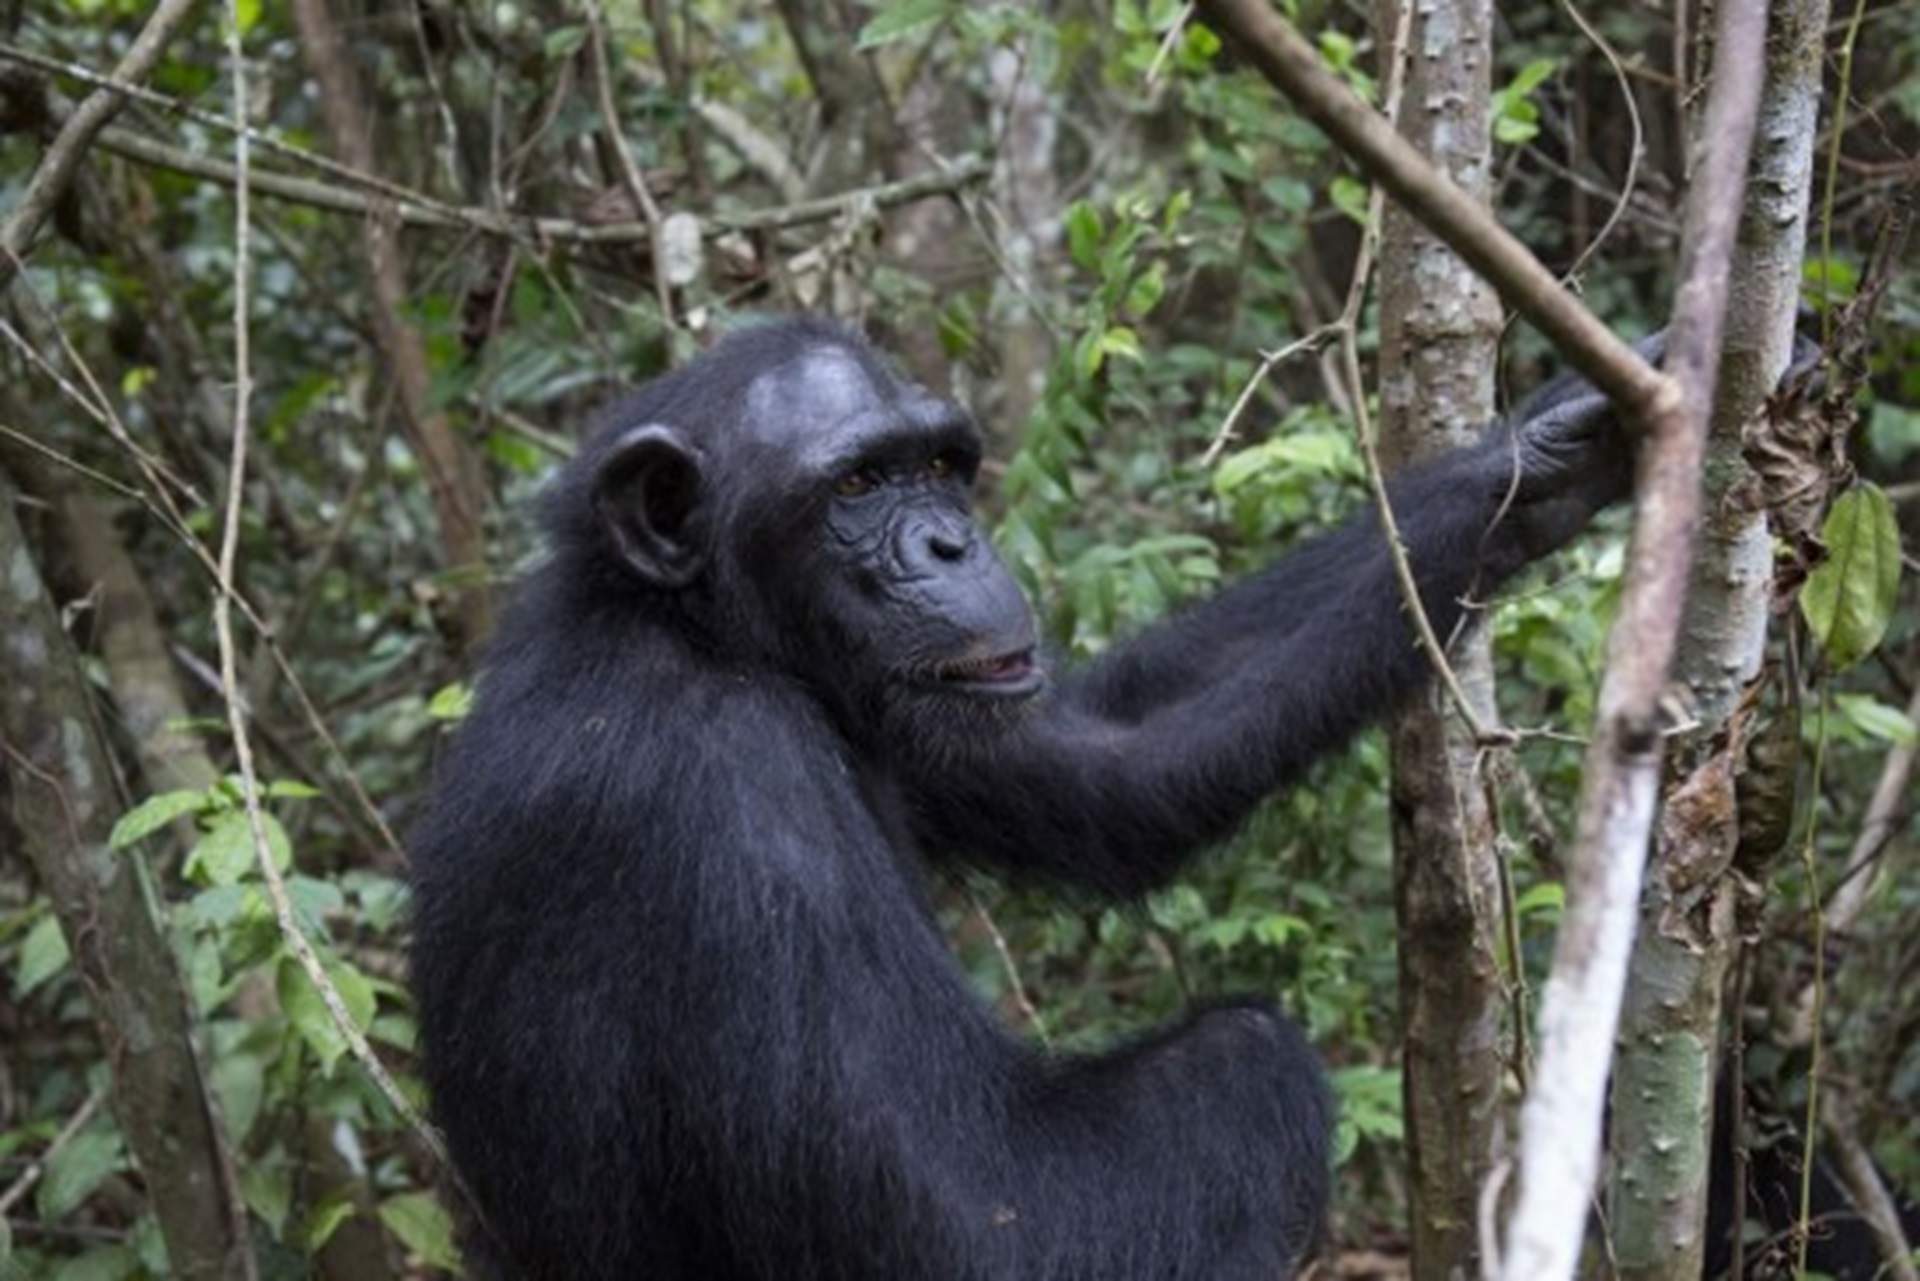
(592, 341), (1043, 727)
(743, 350), (1041, 709)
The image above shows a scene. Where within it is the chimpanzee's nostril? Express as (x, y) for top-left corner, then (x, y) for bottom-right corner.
(928, 530), (969, 562)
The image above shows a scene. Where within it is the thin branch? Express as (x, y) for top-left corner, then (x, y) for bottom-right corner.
(1826, 679), (1920, 931)
(966, 891), (1049, 1047)
(212, 5), (451, 1174)
(0, 1086), (105, 1216)
(0, 42), (484, 235)
(1820, 1086), (1920, 1281)
(1497, 0), (1772, 1274)
(3, 289), (406, 863)
(584, 0), (676, 327)
(1145, 3), (1198, 87)
(78, 120), (988, 245)
(1195, 0), (1678, 425)
(1554, 0), (1644, 283)
(0, 0), (197, 289)
(1196, 331), (1330, 468)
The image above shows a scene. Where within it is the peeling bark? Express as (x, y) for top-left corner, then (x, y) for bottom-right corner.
(1373, 0), (1506, 1275)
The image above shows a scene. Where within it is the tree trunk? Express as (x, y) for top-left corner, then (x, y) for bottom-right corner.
(1607, 0), (1826, 1275)
(1373, 0), (1505, 1276)
(0, 471), (253, 1281)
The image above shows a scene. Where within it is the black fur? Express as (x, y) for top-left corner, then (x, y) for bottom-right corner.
(410, 315), (1645, 1280)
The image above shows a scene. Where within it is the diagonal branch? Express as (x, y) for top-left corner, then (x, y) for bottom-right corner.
(1196, 0), (1676, 426)
(1499, 0), (1771, 1274)
(0, 0), (197, 290)
(64, 117), (989, 246)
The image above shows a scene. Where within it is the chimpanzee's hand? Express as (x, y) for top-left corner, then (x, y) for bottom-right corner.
(1490, 329), (1666, 563)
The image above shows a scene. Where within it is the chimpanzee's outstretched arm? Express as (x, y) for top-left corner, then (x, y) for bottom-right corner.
(904, 342), (1658, 895)
(1063, 336), (1664, 725)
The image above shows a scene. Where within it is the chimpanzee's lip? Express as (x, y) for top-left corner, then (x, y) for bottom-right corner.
(931, 647), (1043, 697)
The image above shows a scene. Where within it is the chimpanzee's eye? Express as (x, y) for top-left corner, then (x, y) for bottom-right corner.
(835, 467), (885, 498)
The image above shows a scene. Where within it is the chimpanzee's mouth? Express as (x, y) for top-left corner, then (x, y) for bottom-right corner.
(932, 648), (1043, 697)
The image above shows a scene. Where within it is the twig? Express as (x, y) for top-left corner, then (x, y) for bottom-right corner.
(1795, 687), (1835, 1275)
(0, 0), (198, 289)
(212, 4), (451, 1175)
(1817, 0), (1874, 346)
(1195, 0), (1677, 423)
(1196, 330), (1330, 468)
(1728, 944), (1750, 1281)
(966, 891), (1049, 1047)
(0, 41), (484, 235)
(0, 1086), (105, 1216)
(1554, 0), (1643, 283)
(78, 121), (988, 246)
(0, 313), (200, 508)
(1145, 3), (1198, 87)
(1825, 680), (1920, 931)
(3, 291), (405, 862)
(1820, 1085), (1920, 1281)
(584, 0), (676, 328)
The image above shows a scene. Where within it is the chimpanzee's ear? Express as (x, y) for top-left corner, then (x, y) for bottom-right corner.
(591, 424), (707, 588)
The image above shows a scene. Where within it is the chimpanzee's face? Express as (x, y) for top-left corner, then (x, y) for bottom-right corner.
(736, 348), (1042, 705)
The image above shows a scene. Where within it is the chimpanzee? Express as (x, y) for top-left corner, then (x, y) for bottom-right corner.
(409, 315), (1653, 1280)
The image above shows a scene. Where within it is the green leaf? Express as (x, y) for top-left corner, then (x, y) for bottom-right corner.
(278, 957), (377, 1075)
(1509, 57), (1557, 95)
(1492, 59), (1554, 145)
(241, 1158), (292, 1237)
(1317, 30), (1356, 71)
(379, 1191), (463, 1271)
(48, 1246), (138, 1281)
(266, 779), (321, 800)
(1834, 693), (1918, 747)
(1800, 483), (1902, 670)
(1065, 200), (1104, 272)
(1073, 326), (1107, 383)
(213, 1051), (265, 1145)
(1494, 106), (1540, 145)
(1253, 913), (1309, 947)
(185, 884), (250, 930)
(16, 914), (69, 996)
(1329, 175), (1370, 225)
(1123, 264), (1166, 317)
(233, 0), (261, 35)
(1195, 917), (1251, 952)
(129, 1214), (168, 1274)
(37, 1129), (123, 1220)
(542, 25), (586, 59)
(1514, 882), (1565, 918)
(109, 789), (206, 849)
(426, 682), (474, 722)
(854, 0), (949, 49)
(186, 810), (292, 887)
(303, 1188), (358, 1253)
(1099, 326), (1144, 365)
